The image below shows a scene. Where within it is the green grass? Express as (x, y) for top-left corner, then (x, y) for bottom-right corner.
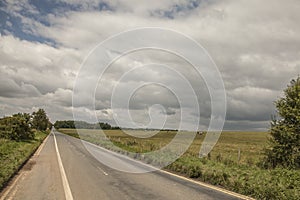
(60, 129), (268, 165)
(0, 131), (49, 190)
(167, 156), (300, 199)
(59, 129), (300, 199)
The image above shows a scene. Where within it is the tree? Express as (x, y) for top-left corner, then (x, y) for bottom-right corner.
(98, 122), (111, 130)
(54, 120), (75, 129)
(264, 77), (300, 169)
(53, 120), (115, 130)
(0, 113), (34, 140)
(32, 109), (49, 131)
(47, 121), (53, 130)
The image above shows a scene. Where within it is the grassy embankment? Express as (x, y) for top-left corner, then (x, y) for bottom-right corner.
(59, 129), (300, 200)
(0, 131), (49, 190)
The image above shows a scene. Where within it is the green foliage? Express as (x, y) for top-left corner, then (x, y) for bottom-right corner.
(54, 120), (76, 129)
(264, 77), (300, 169)
(0, 109), (50, 190)
(0, 113), (34, 141)
(32, 109), (49, 131)
(0, 131), (48, 190)
(98, 122), (112, 130)
(167, 157), (300, 200)
(47, 120), (53, 130)
(0, 109), (51, 141)
(54, 120), (116, 130)
(59, 129), (299, 199)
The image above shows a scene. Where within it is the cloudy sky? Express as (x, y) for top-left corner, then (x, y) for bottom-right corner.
(0, 0), (299, 131)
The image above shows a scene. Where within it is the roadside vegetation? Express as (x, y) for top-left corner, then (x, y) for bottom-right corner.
(58, 77), (300, 199)
(263, 77), (300, 169)
(0, 109), (51, 191)
(59, 129), (299, 199)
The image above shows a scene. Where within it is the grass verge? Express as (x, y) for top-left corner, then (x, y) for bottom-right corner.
(0, 130), (49, 191)
(59, 129), (300, 199)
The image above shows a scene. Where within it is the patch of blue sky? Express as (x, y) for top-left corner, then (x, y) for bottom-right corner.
(0, 0), (113, 45)
(0, 9), (56, 45)
(29, 0), (113, 15)
(150, 0), (205, 19)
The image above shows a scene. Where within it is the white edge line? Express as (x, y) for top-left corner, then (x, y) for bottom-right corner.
(97, 167), (108, 176)
(58, 131), (254, 200)
(160, 170), (254, 200)
(0, 169), (25, 200)
(35, 133), (50, 155)
(85, 140), (253, 199)
(0, 133), (51, 200)
(53, 132), (74, 200)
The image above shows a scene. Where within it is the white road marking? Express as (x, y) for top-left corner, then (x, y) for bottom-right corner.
(77, 134), (253, 200)
(97, 167), (108, 176)
(160, 170), (254, 200)
(53, 132), (74, 200)
(35, 133), (50, 155)
(57, 131), (253, 200)
(0, 133), (51, 200)
(0, 171), (27, 200)
(6, 172), (29, 200)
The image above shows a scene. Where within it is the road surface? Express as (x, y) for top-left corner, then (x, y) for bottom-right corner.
(1, 130), (251, 200)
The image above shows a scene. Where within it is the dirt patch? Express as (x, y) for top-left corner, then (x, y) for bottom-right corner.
(23, 160), (36, 171)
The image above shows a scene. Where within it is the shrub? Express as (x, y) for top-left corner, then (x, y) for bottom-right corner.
(0, 113), (34, 141)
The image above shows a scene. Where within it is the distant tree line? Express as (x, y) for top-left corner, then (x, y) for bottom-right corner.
(0, 108), (52, 141)
(54, 120), (120, 130)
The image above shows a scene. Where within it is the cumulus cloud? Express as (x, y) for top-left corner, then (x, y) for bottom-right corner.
(0, 0), (299, 130)
(0, 35), (80, 93)
(0, 78), (40, 97)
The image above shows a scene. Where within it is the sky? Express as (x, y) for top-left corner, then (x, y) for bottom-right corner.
(0, 0), (299, 131)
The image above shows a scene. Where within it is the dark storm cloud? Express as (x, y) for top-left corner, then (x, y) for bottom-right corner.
(0, 78), (41, 97)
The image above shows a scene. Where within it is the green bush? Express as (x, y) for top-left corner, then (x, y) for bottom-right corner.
(0, 113), (34, 141)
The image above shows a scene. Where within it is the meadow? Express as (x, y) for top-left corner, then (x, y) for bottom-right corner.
(59, 129), (299, 200)
(60, 129), (268, 165)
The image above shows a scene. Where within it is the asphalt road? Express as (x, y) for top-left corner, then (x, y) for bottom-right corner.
(1, 130), (251, 200)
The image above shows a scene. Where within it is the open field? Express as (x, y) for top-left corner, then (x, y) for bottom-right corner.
(59, 129), (268, 165)
(59, 129), (300, 199)
(0, 131), (48, 190)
